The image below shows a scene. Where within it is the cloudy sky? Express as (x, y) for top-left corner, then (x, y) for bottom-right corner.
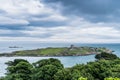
(0, 0), (120, 43)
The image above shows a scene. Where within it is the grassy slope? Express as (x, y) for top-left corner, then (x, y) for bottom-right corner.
(12, 47), (111, 56)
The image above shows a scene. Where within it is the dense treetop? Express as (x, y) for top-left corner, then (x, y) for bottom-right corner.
(0, 52), (120, 80)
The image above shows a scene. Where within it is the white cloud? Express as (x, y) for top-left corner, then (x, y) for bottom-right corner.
(0, 0), (59, 16)
(0, 16), (29, 25)
(0, 0), (47, 15)
(0, 15), (120, 43)
(0, 0), (67, 25)
(80, 27), (120, 38)
(0, 29), (12, 34)
(0, 0), (120, 43)
(31, 14), (68, 22)
(16, 21), (120, 43)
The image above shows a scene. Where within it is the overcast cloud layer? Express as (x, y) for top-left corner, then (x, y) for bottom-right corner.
(0, 0), (120, 43)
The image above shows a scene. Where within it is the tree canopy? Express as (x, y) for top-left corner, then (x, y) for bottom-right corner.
(1, 53), (120, 80)
(95, 52), (118, 60)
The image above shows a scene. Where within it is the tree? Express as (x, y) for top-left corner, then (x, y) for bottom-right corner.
(0, 77), (5, 80)
(4, 58), (120, 80)
(72, 64), (94, 80)
(54, 68), (81, 80)
(33, 65), (58, 80)
(95, 52), (118, 60)
(5, 59), (33, 80)
(32, 58), (64, 80)
(33, 58), (63, 69)
(80, 59), (120, 80)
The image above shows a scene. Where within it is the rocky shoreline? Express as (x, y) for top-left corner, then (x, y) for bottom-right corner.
(0, 45), (113, 57)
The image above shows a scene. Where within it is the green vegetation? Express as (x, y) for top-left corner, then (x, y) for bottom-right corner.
(1, 52), (120, 80)
(95, 52), (119, 60)
(0, 46), (113, 56)
(5, 59), (33, 80)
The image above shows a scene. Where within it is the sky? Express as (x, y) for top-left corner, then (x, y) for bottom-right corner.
(0, 0), (120, 43)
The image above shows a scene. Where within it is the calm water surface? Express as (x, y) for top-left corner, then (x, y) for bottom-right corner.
(0, 55), (95, 76)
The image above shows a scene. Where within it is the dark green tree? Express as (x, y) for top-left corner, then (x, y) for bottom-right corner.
(33, 58), (63, 69)
(72, 64), (94, 80)
(32, 58), (64, 80)
(33, 65), (58, 80)
(5, 59), (33, 80)
(95, 52), (118, 60)
(0, 77), (5, 80)
(3, 58), (120, 80)
(5, 59), (29, 67)
(54, 68), (81, 80)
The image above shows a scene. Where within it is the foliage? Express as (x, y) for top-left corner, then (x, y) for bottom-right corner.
(54, 68), (81, 80)
(2, 53), (120, 80)
(0, 77), (5, 80)
(73, 59), (120, 80)
(33, 65), (58, 80)
(95, 52), (119, 60)
(5, 59), (33, 80)
(33, 58), (64, 69)
(32, 58), (64, 80)
(72, 64), (94, 80)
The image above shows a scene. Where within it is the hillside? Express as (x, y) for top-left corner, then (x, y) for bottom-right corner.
(0, 45), (113, 57)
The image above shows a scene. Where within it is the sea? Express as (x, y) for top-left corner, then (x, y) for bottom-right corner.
(0, 41), (120, 77)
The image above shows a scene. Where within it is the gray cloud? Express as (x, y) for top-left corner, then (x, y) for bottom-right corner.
(0, 29), (53, 38)
(0, 0), (119, 42)
(28, 20), (67, 27)
(43, 0), (120, 22)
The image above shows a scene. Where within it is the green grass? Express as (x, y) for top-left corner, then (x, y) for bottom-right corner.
(12, 47), (111, 56)
(14, 47), (68, 56)
(40, 48), (67, 55)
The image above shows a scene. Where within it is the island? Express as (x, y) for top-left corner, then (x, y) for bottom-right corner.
(9, 46), (22, 48)
(0, 45), (113, 57)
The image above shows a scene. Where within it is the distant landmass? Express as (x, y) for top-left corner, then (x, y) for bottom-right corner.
(9, 46), (22, 48)
(0, 45), (113, 57)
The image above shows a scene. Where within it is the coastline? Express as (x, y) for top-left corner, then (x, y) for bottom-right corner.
(0, 45), (112, 57)
(0, 53), (96, 57)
